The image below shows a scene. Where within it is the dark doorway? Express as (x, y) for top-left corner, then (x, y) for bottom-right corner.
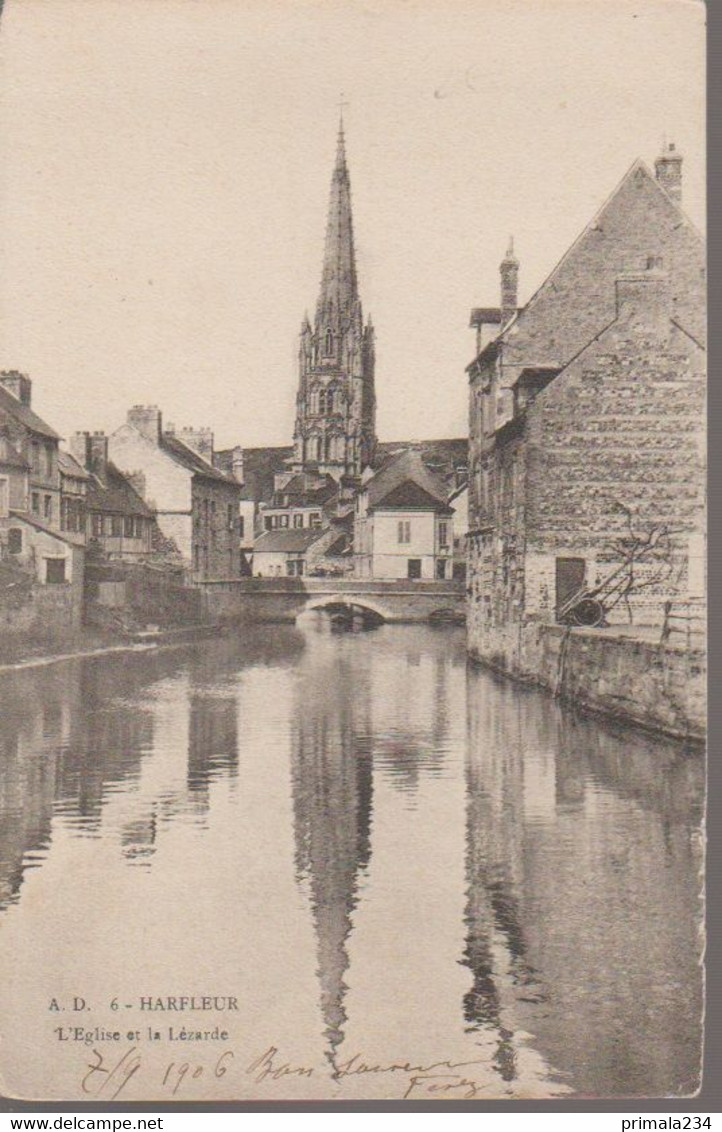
(555, 557), (585, 619)
(407, 559), (422, 580)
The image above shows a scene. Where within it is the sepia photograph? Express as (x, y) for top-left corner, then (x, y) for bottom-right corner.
(0, 0), (707, 1106)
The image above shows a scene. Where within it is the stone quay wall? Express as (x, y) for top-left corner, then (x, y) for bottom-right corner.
(468, 621), (705, 744)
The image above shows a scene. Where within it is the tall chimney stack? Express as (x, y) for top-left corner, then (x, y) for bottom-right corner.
(0, 371), (32, 407)
(127, 405), (162, 444)
(500, 237), (519, 326)
(655, 140), (683, 204)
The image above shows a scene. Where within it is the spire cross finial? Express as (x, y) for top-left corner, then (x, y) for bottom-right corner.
(338, 92), (349, 126)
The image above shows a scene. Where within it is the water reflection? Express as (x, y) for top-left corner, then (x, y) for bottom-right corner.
(464, 669), (704, 1097)
(0, 627), (705, 1099)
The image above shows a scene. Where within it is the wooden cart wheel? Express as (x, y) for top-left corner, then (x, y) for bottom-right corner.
(571, 598), (605, 627)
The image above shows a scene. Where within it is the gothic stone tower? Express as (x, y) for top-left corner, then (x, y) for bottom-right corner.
(292, 121), (376, 481)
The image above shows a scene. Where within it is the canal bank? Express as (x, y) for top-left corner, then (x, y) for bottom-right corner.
(468, 621), (706, 745)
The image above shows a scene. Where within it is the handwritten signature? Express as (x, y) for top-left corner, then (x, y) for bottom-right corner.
(80, 1044), (494, 1099)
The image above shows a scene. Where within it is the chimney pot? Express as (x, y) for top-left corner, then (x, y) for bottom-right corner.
(654, 140), (683, 204)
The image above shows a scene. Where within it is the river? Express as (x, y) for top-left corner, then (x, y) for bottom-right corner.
(0, 622), (704, 1102)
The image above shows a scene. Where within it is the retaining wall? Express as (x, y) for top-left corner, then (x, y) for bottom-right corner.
(469, 621), (705, 743)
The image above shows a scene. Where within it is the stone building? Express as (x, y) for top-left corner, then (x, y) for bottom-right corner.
(0, 373), (61, 530)
(466, 144), (705, 673)
(354, 449), (455, 580)
(290, 119), (376, 485)
(109, 406), (242, 581)
(69, 432), (155, 560)
(252, 526), (344, 578)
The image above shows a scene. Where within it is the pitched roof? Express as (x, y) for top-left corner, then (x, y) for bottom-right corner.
(254, 528), (328, 553)
(371, 479), (453, 513)
(160, 434), (237, 484)
(0, 384), (60, 440)
(215, 445), (293, 502)
(375, 438), (468, 479)
(58, 450), (90, 480)
(10, 509), (85, 548)
(467, 159), (705, 375)
(86, 462), (154, 518)
(366, 448), (451, 511)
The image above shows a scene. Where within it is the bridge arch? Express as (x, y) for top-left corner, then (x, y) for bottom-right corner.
(302, 595), (391, 625)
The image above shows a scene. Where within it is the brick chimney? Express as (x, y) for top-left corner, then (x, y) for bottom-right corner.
(615, 256), (671, 336)
(127, 405), (162, 444)
(71, 430), (109, 479)
(177, 427), (214, 462)
(500, 237), (519, 326)
(655, 141), (683, 204)
(231, 445), (244, 485)
(0, 371), (32, 406)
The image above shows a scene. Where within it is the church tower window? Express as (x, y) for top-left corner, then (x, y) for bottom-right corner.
(325, 329), (333, 356)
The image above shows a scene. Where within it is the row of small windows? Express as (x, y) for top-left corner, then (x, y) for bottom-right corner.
(265, 512), (322, 531)
(91, 514), (146, 539)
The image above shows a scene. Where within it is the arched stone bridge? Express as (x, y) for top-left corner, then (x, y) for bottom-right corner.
(199, 577), (465, 625)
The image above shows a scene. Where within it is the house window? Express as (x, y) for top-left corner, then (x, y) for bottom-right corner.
(239, 516), (245, 539)
(194, 545), (200, 570)
(293, 514), (304, 528)
(436, 559), (447, 580)
(407, 559), (422, 580)
(287, 559), (304, 577)
(124, 515), (135, 537)
(227, 504), (234, 531)
(31, 442), (40, 475)
(438, 520), (449, 548)
(111, 515), (123, 537)
(8, 528), (22, 554)
(0, 477), (7, 518)
(310, 513), (322, 529)
(279, 514), (289, 528)
(398, 520), (411, 544)
(91, 513), (104, 537)
(264, 516), (273, 531)
(45, 445), (53, 478)
(45, 557), (66, 584)
(44, 495), (52, 520)
(32, 492), (39, 514)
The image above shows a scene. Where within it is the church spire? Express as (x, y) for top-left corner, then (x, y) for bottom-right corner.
(316, 116), (359, 330)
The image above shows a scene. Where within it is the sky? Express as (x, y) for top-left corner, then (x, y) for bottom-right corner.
(0, 0), (705, 450)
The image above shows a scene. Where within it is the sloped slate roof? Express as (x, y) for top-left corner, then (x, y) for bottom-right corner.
(0, 385), (60, 440)
(370, 479), (453, 513)
(58, 451), (89, 480)
(366, 448), (452, 511)
(161, 435), (236, 484)
(254, 528), (328, 553)
(86, 462), (153, 518)
(215, 445), (293, 502)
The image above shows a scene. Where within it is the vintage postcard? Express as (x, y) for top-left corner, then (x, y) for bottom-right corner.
(0, 0), (706, 1104)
